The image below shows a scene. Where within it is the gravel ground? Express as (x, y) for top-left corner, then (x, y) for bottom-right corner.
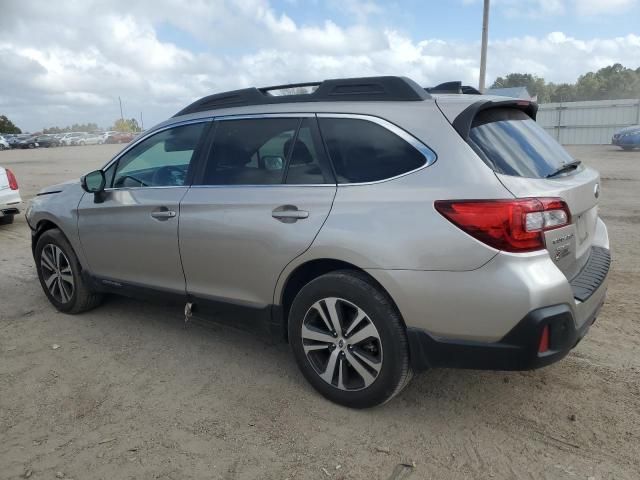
(1, 144), (639, 480)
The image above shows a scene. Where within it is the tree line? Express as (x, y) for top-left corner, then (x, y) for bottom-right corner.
(491, 63), (640, 103)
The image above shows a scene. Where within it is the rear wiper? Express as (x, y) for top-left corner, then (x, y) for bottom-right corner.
(546, 160), (582, 178)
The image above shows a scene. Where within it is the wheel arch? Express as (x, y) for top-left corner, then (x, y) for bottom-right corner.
(32, 219), (75, 260)
(277, 258), (405, 341)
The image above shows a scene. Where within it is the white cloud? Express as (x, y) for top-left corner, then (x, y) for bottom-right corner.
(464, 0), (637, 17)
(0, 1), (639, 132)
(576, 0), (637, 15)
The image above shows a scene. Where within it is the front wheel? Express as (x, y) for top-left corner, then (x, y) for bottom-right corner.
(289, 270), (412, 408)
(35, 229), (103, 313)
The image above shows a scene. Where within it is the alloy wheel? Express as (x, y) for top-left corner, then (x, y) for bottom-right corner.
(301, 297), (383, 391)
(40, 244), (75, 303)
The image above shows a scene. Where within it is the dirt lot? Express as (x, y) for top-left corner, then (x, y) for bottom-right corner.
(1, 144), (639, 480)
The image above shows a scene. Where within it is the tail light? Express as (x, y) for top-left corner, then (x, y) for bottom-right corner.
(434, 198), (571, 253)
(6, 168), (19, 190)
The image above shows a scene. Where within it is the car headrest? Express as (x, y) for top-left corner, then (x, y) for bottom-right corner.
(215, 142), (252, 167)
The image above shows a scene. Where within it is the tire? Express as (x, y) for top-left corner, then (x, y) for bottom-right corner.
(0, 144), (5, 150)
(288, 270), (412, 408)
(0, 214), (14, 225)
(35, 228), (103, 314)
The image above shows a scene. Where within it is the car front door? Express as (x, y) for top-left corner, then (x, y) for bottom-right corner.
(179, 115), (336, 320)
(77, 121), (209, 294)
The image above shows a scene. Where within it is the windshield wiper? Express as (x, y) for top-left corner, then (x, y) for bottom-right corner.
(546, 160), (582, 178)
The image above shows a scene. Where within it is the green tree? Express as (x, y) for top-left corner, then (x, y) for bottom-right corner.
(111, 118), (141, 132)
(0, 115), (22, 134)
(492, 63), (640, 103)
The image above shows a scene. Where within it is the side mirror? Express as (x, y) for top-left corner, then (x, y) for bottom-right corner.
(81, 170), (106, 193)
(263, 155), (284, 171)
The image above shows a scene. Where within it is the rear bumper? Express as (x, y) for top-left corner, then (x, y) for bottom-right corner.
(0, 192), (22, 216)
(407, 247), (610, 371)
(407, 298), (604, 371)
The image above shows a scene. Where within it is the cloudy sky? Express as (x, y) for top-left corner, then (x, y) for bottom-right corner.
(1, 0), (639, 132)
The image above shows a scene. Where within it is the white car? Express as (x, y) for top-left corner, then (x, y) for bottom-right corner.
(60, 133), (84, 146)
(0, 166), (21, 225)
(77, 134), (104, 145)
(0, 135), (10, 150)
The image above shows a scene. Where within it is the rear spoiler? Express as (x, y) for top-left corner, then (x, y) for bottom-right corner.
(452, 99), (538, 140)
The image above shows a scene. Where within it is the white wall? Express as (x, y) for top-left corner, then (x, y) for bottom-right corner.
(537, 99), (640, 144)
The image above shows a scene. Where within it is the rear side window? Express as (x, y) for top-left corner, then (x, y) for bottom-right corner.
(469, 108), (575, 178)
(202, 117), (333, 185)
(318, 118), (428, 183)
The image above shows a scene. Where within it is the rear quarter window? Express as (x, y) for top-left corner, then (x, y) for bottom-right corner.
(318, 117), (429, 183)
(469, 108), (575, 178)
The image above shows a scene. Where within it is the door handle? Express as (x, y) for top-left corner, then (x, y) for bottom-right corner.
(272, 205), (309, 223)
(150, 209), (176, 220)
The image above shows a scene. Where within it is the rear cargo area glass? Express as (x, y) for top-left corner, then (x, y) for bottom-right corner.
(469, 108), (575, 178)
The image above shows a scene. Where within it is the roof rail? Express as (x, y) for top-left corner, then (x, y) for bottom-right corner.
(173, 76), (431, 117)
(425, 81), (482, 95)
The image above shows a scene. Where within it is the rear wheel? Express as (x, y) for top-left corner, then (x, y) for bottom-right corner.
(35, 229), (103, 313)
(288, 270), (412, 408)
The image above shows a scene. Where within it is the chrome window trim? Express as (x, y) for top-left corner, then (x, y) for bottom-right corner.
(316, 113), (437, 186)
(214, 113), (316, 121)
(103, 185), (189, 192)
(101, 112), (437, 190)
(189, 184), (334, 189)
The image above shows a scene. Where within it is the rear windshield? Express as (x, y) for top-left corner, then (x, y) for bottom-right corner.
(469, 108), (575, 178)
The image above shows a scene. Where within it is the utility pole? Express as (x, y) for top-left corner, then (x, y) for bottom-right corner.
(140, 111), (144, 131)
(118, 96), (124, 121)
(479, 0), (490, 93)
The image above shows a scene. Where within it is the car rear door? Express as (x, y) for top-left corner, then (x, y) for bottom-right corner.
(179, 115), (336, 319)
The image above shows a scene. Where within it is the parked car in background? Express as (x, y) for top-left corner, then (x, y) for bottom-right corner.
(34, 135), (61, 148)
(6, 135), (24, 148)
(60, 133), (84, 146)
(104, 132), (135, 144)
(14, 136), (39, 149)
(77, 133), (104, 145)
(612, 125), (640, 150)
(0, 165), (21, 224)
(0, 135), (9, 150)
(26, 76), (610, 408)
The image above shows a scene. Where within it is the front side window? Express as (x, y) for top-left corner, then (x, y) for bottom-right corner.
(318, 117), (428, 183)
(111, 122), (206, 188)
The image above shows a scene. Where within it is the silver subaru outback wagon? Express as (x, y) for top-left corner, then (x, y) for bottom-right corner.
(27, 77), (610, 408)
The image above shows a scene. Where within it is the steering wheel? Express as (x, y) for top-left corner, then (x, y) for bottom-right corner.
(152, 165), (185, 186)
